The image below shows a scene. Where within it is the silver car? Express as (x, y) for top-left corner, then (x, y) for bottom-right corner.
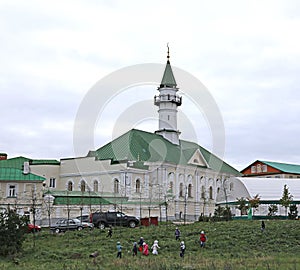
(50, 218), (94, 233)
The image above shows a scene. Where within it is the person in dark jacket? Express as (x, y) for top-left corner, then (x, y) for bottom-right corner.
(261, 221), (265, 232)
(138, 237), (144, 252)
(132, 242), (138, 256)
(107, 226), (113, 238)
(180, 241), (185, 258)
(175, 227), (181, 240)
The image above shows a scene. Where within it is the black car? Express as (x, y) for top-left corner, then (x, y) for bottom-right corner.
(50, 218), (94, 233)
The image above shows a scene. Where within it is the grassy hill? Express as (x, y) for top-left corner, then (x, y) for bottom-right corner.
(1, 220), (300, 269)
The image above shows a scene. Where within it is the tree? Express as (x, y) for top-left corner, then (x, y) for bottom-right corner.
(279, 184), (293, 216)
(213, 206), (232, 221)
(247, 194), (260, 216)
(288, 204), (298, 220)
(268, 204), (278, 216)
(0, 208), (28, 256)
(236, 197), (248, 215)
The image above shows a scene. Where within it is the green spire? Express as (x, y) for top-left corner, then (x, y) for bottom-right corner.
(160, 44), (177, 88)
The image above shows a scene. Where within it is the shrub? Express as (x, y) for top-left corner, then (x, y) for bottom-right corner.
(0, 208), (28, 256)
(288, 204), (298, 220)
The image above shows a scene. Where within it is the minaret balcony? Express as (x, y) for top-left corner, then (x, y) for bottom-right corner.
(154, 94), (182, 106)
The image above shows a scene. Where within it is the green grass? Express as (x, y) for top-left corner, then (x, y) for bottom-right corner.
(1, 220), (300, 269)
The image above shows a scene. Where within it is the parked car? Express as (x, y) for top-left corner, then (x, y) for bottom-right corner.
(50, 218), (94, 233)
(76, 215), (90, 223)
(90, 211), (140, 229)
(28, 224), (41, 233)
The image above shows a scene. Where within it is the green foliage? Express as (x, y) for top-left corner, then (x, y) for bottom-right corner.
(288, 204), (298, 220)
(268, 204), (278, 216)
(1, 220), (300, 269)
(247, 194), (260, 210)
(236, 197), (248, 215)
(0, 208), (28, 256)
(279, 184), (293, 216)
(213, 206), (232, 221)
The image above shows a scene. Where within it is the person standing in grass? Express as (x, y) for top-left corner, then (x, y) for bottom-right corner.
(116, 241), (122, 258)
(107, 226), (113, 238)
(261, 221), (265, 232)
(138, 237), (144, 252)
(132, 242), (138, 256)
(175, 227), (181, 240)
(151, 240), (160, 255)
(142, 242), (149, 256)
(180, 241), (185, 258)
(200, 231), (207, 248)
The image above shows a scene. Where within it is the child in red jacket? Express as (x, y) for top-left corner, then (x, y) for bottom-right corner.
(200, 231), (206, 248)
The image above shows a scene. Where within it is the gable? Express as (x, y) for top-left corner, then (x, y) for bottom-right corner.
(241, 160), (300, 176)
(187, 149), (209, 167)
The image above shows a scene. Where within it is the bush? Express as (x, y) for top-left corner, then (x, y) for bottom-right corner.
(0, 208), (28, 256)
(212, 206), (232, 222)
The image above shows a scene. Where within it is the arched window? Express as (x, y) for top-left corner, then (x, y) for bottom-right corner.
(80, 181), (86, 192)
(67, 181), (73, 191)
(114, 179), (119, 193)
(135, 179), (141, 193)
(257, 164), (262, 173)
(179, 183), (184, 197)
(201, 186), (205, 199)
(188, 184), (192, 197)
(209, 186), (213, 199)
(94, 180), (99, 192)
(169, 181), (173, 193)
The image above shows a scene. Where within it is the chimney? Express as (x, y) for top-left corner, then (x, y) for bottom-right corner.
(0, 153), (7, 160)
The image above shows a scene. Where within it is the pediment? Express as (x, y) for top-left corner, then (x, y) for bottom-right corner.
(188, 149), (209, 167)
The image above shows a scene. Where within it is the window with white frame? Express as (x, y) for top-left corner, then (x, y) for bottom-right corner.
(201, 186), (205, 199)
(209, 186), (213, 199)
(251, 166), (256, 173)
(8, 185), (16, 197)
(257, 164), (262, 173)
(80, 180), (86, 192)
(114, 179), (119, 193)
(188, 184), (192, 197)
(262, 165), (267, 172)
(179, 183), (184, 197)
(67, 181), (73, 191)
(169, 181), (173, 193)
(135, 179), (141, 193)
(49, 178), (56, 188)
(93, 180), (99, 192)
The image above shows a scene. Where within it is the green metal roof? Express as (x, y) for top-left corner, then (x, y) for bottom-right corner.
(261, 160), (300, 174)
(0, 167), (46, 181)
(0, 156), (60, 170)
(160, 60), (177, 88)
(44, 190), (112, 205)
(91, 129), (240, 175)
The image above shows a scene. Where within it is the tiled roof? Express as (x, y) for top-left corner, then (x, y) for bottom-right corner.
(0, 167), (45, 181)
(92, 129), (240, 175)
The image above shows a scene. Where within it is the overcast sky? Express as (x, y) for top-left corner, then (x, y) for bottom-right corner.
(1, 0), (300, 170)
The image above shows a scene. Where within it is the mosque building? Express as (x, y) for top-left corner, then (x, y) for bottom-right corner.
(47, 50), (240, 222)
(2, 51), (298, 223)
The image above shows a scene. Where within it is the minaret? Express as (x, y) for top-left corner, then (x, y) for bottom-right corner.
(154, 45), (182, 145)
